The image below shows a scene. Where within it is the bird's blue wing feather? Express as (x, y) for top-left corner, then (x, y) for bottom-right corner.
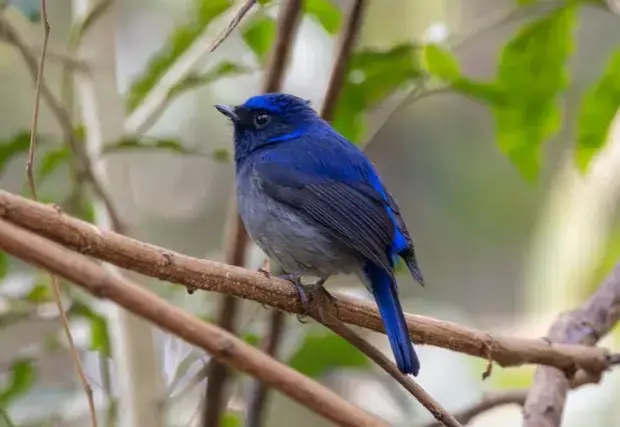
(254, 154), (396, 275)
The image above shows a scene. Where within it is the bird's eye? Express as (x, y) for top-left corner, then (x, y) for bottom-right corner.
(254, 113), (270, 128)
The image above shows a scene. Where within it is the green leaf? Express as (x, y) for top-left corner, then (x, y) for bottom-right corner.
(288, 329), (369, 378)
(242, 16), (277, 64)
(332, 44), (422, 144)
(303, 0), (343, 35)
(211, 148), (231, 163)
(0, 131), (31, 176)
(168, 62), (251, 100)
(126, 0), (233, 112)
(241, 332), (260, 347)
(422, 43), (461, 82)
(493, 4), (577, 180)
(102, 137), (199, 156)
(0, 252), (8, 279)
(89, 314), (111, 357)
(575, 50), (620, 172)
(27, 282), (53, 303)
(37, 147), (69, 181)
(222, 412), (242, 427)
(0, 359), (36, 407)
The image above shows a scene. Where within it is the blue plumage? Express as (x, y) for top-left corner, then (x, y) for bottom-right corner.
(215, 93), (424, 375)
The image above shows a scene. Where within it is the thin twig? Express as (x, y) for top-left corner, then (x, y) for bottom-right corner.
(307, 286), (461, 427)
(203, 2), (304, 426)
(523, 263), (620, 427)
(320, 0), (367, 121)
(0, 13), (124, 233)
(22, 2), (98, 427)
(1, 190), (618, 377)
(421, 368), (604, 427)
(0, 218), (388, 427)
(209, 0), (256, 53)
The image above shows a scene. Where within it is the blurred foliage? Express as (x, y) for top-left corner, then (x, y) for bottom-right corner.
(167, 61), (251, 102)
(303, 0), (343, 35)
(576, 49), (620, 171)
(332, 44), (423, 143)
(125, 0), (233, 112)
(242, 15), (277, 64)
(0, 359), (36, 408)
(102, 136), (231, 163)
(222, 411), (242, 427)
(37, 147), (69, 182)
(288, 328), (369, 377)
(0, 132), (32, 176)
(0, 253), (8, 279)
(4, 0), (40, 22)
(71, 301), (111, 357)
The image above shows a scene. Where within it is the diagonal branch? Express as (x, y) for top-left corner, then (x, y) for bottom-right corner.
(320, 0), (367, 121)
(0, 218), (388, 427)
(0, 189), (617, 377)
(204, 2), (304, 427)
(522, 263), (620, 427)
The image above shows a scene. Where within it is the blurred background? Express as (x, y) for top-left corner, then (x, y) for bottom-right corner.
(1, 0), (620, 426)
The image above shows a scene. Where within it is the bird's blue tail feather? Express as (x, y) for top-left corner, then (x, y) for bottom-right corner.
(365, 263), (420, 376)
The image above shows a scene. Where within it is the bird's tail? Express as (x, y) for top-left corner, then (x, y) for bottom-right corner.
(365, 263), (420, 376)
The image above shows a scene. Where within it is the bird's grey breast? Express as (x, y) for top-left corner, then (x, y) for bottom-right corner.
(236, 162), (360, 276)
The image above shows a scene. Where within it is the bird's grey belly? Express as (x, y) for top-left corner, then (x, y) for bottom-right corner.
(237, 180), (360, 277)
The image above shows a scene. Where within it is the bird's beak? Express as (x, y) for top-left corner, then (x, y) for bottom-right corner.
(214, 104), (239, 122)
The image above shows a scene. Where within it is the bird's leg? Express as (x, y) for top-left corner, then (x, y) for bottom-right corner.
(308, 277), (339, 317)
(278, 271), (310, 322)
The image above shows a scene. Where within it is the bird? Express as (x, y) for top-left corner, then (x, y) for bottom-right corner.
(215, 93), (425, 376)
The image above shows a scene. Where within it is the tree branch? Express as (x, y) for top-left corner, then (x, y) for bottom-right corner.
(320, 0), (367, 121)
(421, 369), (603, 427)
(0, 218), (388, 427)
(0, 190), (617, 376)
(522, 263), (620, 427)
(204, 1), (304, 426)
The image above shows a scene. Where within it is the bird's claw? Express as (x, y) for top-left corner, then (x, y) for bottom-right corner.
(258, 259), (271, 278)
(279, 272), (310, 320)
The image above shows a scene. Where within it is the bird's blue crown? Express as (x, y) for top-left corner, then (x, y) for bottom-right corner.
(215, 93), (324, 163)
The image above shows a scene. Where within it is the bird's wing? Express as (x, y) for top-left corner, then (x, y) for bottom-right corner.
(254, 159), (395, 275)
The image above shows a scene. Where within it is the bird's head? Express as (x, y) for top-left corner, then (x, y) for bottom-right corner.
(215, 93), (321, 162)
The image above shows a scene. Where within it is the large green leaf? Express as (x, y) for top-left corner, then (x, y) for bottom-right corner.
(303, 0), (343, 35)
(493, 4), (577, 180)
(126, 0), (233, 112)
(575, 50), (620, 172)
(0, 132), (31, 176)
(222, 411), (242, 427)
(70, 302), (111, 357)
(242, 16), (277, 64)
(288, 329), (369, 378)
(332, 44), (422, 143)
(0, 359), (36, 407)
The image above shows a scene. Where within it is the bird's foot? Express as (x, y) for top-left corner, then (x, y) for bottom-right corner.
(278, 272), (310, 322)
(305, 278), (338, 319)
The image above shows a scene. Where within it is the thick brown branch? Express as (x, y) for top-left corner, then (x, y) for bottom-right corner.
(523, 263), (620, 427)
(204, 1), (304, 426)
(320, 0), (367, 121)
(0, 190), (616, 375)
(0, 218), (386, 427)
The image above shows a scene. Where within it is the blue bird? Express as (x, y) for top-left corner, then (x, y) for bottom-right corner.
(215, 93), (425, 375)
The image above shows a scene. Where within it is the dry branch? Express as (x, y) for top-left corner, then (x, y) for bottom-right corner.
(0, 190), (616, 377)
(0, 218), (387, 427)
(523, 263), (620, 427)
(204, 1), (304, 426)
(422, 370), (602, 427)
